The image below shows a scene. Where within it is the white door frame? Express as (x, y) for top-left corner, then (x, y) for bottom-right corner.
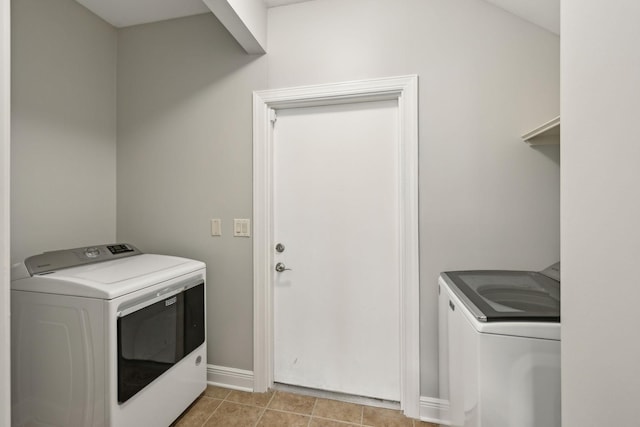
(252, 75), (420, 418)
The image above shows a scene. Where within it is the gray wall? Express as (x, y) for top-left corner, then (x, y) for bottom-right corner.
(268, 0), (560, 396)
(116, 14), (267, 371)
(562, 0), (640, 425)
(11, 0), (117, 263)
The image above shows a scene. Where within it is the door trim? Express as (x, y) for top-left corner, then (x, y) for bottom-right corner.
(252, 75), (420, 417)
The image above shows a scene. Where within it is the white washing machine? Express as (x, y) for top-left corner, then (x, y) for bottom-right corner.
(10, 243), (207, 427)
(438, 264), (561, 427)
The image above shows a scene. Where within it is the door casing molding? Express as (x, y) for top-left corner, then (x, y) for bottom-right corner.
(252, 75), (420, 418)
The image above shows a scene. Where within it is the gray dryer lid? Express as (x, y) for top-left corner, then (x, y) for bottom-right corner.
(539, 262), (560, 282)
(440, 268), (560, 322)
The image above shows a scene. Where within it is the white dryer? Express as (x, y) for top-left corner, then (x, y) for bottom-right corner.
(11, 243), (207, 427)
(438, 265), (561, 427)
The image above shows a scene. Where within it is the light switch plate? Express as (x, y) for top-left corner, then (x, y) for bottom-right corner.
(210, 219), (222, 236)
(234, 219), (251, 237)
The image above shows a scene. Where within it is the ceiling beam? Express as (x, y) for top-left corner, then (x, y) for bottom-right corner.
(203, 0), (267, 54)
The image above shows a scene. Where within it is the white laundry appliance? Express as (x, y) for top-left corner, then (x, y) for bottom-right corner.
(10, 243), (207, 427)
(438, 264), (561, 427)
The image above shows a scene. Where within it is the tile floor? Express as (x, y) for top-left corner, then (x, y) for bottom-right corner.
(171, 386), (439, 427)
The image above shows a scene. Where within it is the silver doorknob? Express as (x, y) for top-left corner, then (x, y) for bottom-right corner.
(275, 262), (292, 272)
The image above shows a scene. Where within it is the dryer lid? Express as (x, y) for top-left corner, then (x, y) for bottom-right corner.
(51, 253), (190, 284)
(12, 253), (205, 299)
(539, 262), (560, 282)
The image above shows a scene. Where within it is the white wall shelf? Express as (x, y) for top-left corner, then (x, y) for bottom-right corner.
(522, 116), (560, 145)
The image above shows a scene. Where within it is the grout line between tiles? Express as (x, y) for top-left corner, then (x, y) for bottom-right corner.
(253, 404), (265, 427)
(254, 391), (278, 427)
(198, 397), (222, 427)
(253, 409), (264, 427)
(307, 396), (318, 427)
(311, 415), (362, 426)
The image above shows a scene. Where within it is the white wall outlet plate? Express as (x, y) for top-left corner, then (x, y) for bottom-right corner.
(210, 218), (222, 236)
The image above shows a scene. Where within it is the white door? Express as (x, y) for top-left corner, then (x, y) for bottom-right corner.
(273, 100), (401, 401)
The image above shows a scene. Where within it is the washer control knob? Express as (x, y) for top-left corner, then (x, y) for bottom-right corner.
(84, 247), (101, 258)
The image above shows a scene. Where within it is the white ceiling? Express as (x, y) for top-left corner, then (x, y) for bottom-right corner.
(74, 0), (210, 28)
(74, 0), (559, 35)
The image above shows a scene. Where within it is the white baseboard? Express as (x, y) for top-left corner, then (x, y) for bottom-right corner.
(207, 364), (254, 392)
(420, 396), (450, 425)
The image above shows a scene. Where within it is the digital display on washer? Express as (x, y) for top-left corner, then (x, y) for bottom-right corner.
(442, 270), (560, 322)
(108, 244), (135, 254)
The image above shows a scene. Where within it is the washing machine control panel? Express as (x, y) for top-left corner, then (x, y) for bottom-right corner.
(24, 243), (142, 275)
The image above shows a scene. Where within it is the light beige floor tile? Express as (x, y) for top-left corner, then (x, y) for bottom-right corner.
(177, 387), (434, 427)
(203, 385), (232, 399)
(268, 391), (317, 415)
(203, 401), (263, 427)
(227, 389), (275, 407)
(173, 396), (222, 427)
(256, 409), (310, 427)
(312, 398), (363, 424)
(362, 406), (413, 427)
(309, 418), (360, 427)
